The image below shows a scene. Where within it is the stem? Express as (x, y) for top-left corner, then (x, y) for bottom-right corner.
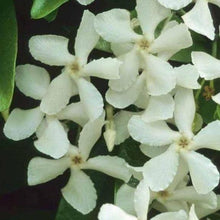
(195, 79), (205, 101)
(177, 9), (186, 16)
(105, 104), (114, 122)
(161, 12), (173, 32)
(210, 36), (218, 88)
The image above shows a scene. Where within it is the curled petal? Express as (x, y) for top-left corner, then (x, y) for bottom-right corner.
(27, 157), (70, 185)
(4, 107), (44, 141)
(94, 9), (140, 43)
(16, 64), (50, 100)
(29, 35), (74, 66)
(182, 0), (215, 40)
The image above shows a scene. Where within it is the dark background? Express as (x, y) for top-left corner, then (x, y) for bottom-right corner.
(0, 0), (220, 219)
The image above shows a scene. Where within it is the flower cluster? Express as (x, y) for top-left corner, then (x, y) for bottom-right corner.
(3, 0), (220, 219)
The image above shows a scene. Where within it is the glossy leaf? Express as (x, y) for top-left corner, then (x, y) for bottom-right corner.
(31, 0), (68, 19)
(0, 0), (17, 112)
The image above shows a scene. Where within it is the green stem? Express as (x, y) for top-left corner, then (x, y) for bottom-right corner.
(195, 79), (205, 101)
(210, 36), (218, 89)
(161, 12), (173, 32)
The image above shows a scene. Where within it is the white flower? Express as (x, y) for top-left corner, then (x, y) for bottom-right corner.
(95, 0), (192, 96)
(157, 0), (219, 40)
(28, 113), (131, 214)
(4, 64), (88, 159)
(116, 164), (217, 216)
(192, 51), (220, 104)
(182, 0), (220, 40)
(28, 10), (121, 120)
(128, 87), (220, 194)
(98, 180), (188, 220)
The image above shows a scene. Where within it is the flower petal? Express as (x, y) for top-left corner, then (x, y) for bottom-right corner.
(94, 9), (140, 43)
(145, 55), (176, 96)
(141, 94), (174, 123)
(181, 151), (219, 194)
(114, 111), (135, 145)
(111, 42), (134, 57)
(106, 74), (145, 109)
(193, 120), (220, 151)
(76, 77), (104, 120)
(171, 186), (217, 209)
(134, 180), (150, 220)
(3, 107), (44, 141)
(115, 184), (136, 215)
(98, 204), (137, 220)
(75, 10), (99, 64)
(143, 147), (179, 191)
(191, 51), (220, 80)
(34, 117), (70, 159)
(84, 57), (121, 80)
(174, 88), (195, 138)
(84, 156), (131, 183)
(128, 115), (179, 146)
(182, 0), (215, 40)
(167, 159), (189, 191)
(136, 0), (171, 41)
(140, 144), (169, 158)
(188, 205), (199, 220)
(76, 0), (94, 5)
(195, 195), (220, 218)
(151, 210), (187, 220)
(27, 157), (70, 185)
(40, 73), (77, 115)
(109, 50), (139, 92)
(16, 64), (50, 100)
(29, 35), (74, 66)
(78, 113), (105, 160)
(212, 92), (220, 104)
(150, 24), (192, 59)
(174, 64), (200, 89)
(57, 102), (89, 127)
(157, 0), (192, 10)
(62, 169), (97, 215)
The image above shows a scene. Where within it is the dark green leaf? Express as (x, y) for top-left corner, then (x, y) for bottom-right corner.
(31, 0), (68, 19)
(0, 0), (17, 112)
(118, 138), (148, 167)
(95, 38), (112, 53)
(44, 9), (58, 22)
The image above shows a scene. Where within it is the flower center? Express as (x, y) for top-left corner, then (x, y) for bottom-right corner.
(71, 155), (83, 165)
(157, 190), (170, 199)
(70, 61), (80, 74)
(176, 136), (192, 151)
(137, 38), (150, 51)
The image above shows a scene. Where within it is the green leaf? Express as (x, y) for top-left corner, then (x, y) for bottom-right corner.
(44, 9), (58, 22)
(95, 38), (112, 53)
(31, 0), (68, 19)
(118, 138), (148, 167)
(171, 31), (212, 63)
(0, 0), (17, 112)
